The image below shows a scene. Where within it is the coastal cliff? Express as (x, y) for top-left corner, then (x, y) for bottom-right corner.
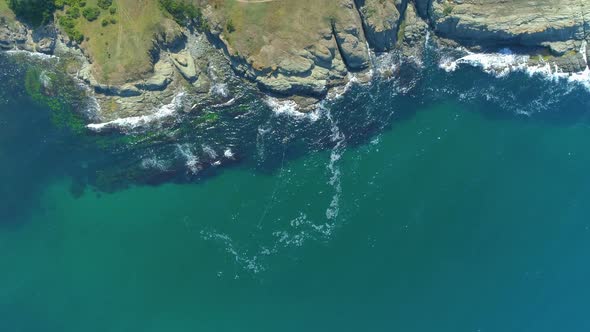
(1, 0), (589, 122)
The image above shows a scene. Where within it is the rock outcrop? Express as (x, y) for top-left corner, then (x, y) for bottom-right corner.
(429, 0), (590, 55)
(3, 0), (590, 112)
(355, 0), (404, 52)
(172, 51), (198, 82)
(0, 20), (55, 53)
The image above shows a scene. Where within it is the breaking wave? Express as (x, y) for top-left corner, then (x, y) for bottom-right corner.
(440, 44), (590, 91)
(87, 91), (186, 132)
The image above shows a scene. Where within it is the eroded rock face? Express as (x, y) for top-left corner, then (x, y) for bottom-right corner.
(430, 0), (590, 54)
(244, 29), (349, 96)
(0, 23), (27, 50)
(135, 60), (174, 91)
(333, 0), (370, 69)
(172, 51), (198, 82)
(4, 0), (587, 105)
(355, 0), (401, 51)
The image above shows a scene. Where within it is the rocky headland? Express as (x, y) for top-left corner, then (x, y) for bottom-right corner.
(1, 0), (589, 124)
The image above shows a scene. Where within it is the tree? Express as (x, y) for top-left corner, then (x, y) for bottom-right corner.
(97, 0), (112, 10)
(82, 6), (100, 21)
(8, 0), (55, 26)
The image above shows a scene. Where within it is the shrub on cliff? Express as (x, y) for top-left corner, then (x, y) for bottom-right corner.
(82, 6), (100, 21)
(8, 0), (55, 26)
(97, 0), (112, 10)
(159, 0), (201, 26)
(65, 6), (80, 19)
(57, 14), (84, 43)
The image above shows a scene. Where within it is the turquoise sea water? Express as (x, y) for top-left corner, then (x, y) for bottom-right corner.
(1, 49), (590, 331)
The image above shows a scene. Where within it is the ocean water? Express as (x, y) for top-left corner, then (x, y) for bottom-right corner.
(2, 46), (590, 332)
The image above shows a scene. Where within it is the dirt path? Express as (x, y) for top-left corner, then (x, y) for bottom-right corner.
(116, 6), (133, 59)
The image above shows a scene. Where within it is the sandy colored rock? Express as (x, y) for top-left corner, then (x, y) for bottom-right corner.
(355, 0), (401, 51)
(172, 51), (198, 82)
(431, 0), (589, 54)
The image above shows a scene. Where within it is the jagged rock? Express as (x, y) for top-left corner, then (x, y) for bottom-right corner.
(172, 51), (198, 82)
(333, 0), (370, 70)
(135, 73), (171, 91)
(402, 3), (428, 45)
(277, 54), (314, 75)
(135, 60), (174, 91)
(553, 53), (587, 73)
(543, 41), (578, 56)
(156, 20), (186, 51)
(413, 0), (431, 20)
(430, 0), (589, 54)
(0, 30), (12, 49)
(0, 22), (27, 50)
(35, 37), (55, 54)
(94, 84), (142, 97)
(355, 0), (401, 51)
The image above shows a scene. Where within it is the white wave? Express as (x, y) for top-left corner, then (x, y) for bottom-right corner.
(265, 97), (299, 116)
(210, 83), (229, 98)
(212, 97), (236, 108)
(223, 148), (235, 159)
(140, 156), (169, 171)
(176, 143), (200, 174)
(366, 40), (377, 69)
(424, 31), (431, 49)
(440, 48), (529, 77)
(200, 230), (266, 274)
(375, 52), (400, 77)
(272, 212), (335, 247)
(323, 106), (346, 220)
(440, 47), (590, 91)
(202, 144), (218, 159)
(265, 96), (321, 121)
(5, 49), (57, 60)
(87, 91), (185, 132)
(326, 73), (361, 101)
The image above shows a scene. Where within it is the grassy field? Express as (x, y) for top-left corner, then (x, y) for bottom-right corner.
(61, 0), (174, 84)
(207, 0), (344, 64)
(0, 0), (17, 28)
(5, 0), (355, 82)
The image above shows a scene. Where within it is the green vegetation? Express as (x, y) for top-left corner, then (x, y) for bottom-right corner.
(58, 14), (84, 43)
(396, 17), (406, 45)
(443, 3), (454, 16)
(7, 0), (54, 26)
(96, 0), (110, 9)
(55, 0), (87, 9)
(66, 6), (79, 18)
(0, 0), (18, 27)
(100, 15), (115, 26)
(226, 18), (235, 33)
(82, 6), (99, 20)
(209, 0), (343, 68)
(159, 0), (201, 25)
(71, 0), (172, 84)
(24, 66), (87, 134)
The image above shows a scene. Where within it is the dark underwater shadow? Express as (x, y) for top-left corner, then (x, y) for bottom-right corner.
(6, 52), (590, 224)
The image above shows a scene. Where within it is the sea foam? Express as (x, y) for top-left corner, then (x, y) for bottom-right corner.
(87, 91), (185, 132)
(440, 45), (590, 91)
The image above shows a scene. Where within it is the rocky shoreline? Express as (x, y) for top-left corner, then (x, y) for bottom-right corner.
(2, 0), (590, 125)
